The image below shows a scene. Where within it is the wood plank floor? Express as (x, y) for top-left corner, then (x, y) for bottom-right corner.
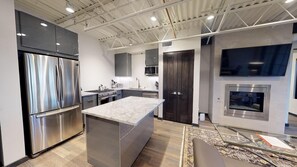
(18, 119), (186, 167)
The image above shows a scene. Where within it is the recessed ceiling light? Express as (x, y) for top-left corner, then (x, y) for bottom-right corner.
(151, 16), (157, 21)
(207, 15), (214, 20)
(66, 7), (75, 13)
(285, 0), (294, 3)
(40, 22), (47, 27)
(56, 43), (61, 46)
(129, 43), (133, 46)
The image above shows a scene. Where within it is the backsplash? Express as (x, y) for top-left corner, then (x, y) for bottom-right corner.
(113, 76), (159, 90)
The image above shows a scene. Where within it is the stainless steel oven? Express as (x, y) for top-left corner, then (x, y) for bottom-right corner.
(97, 91), (117, 105)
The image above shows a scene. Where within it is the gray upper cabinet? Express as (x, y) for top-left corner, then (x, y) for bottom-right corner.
(19, 12), (56, 52)
(56, 26), (78, 56)
(115, 53), (132, 76)
(145, 49), (158, 66)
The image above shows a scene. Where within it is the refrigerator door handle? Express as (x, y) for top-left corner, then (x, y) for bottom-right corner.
(35, 105), (80, 118)
(55, 65), (61, 107)
(59, 63), (64, 102)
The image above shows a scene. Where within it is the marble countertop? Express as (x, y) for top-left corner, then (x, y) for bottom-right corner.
(82, 96), (164, 126)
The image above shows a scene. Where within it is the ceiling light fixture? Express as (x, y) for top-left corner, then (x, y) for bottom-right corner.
(207, 15), (215, 20)
(151, 16), (157, 21)
(66, 1), (75, 13)
(56, 43), (61, 46)
(129, 43), (133, 46)
(40, 22), (47, 27)
(285, 0), (294, 3)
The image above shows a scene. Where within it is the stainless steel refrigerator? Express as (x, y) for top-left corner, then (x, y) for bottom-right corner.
(21, 53), (83, 157)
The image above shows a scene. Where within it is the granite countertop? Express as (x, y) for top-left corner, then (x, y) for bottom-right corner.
(82, 96), (164, 126)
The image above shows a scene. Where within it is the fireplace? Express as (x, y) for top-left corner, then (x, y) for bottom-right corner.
(224, 84), (271, 121)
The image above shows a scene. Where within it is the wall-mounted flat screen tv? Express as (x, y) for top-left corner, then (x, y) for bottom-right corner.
(220, 44), (292, 76)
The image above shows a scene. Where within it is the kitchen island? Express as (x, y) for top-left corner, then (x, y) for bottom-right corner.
(82, 96), (164, 167)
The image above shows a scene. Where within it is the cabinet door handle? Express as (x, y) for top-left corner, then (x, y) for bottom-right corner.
(177, 92), (183, 96)
(171, 91), (177, 95)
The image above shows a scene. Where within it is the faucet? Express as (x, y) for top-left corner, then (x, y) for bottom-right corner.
(136, 78), (141, 89)
(98, 84), (103, 91)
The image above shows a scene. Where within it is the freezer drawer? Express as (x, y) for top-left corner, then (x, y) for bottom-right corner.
(29, 113), (62, 155)
(62, 107), (83, 140)
(29, 106), (83, 155)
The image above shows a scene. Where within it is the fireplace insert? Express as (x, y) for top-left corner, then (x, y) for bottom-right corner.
(225, 84), (270, 121)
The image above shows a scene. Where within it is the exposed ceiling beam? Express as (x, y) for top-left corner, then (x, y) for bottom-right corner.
(62, 0), (139, 28)
(84, 0), (189, 32)
(109, 17), (297, 50)
(99, 0), (288, 42)
(162, 0), (176, 38)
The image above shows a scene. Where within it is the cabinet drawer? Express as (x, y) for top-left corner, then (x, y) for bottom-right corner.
(82, 95), (97, 110)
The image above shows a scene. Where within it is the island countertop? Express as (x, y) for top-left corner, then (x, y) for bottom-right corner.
(82, 96), (164, 126)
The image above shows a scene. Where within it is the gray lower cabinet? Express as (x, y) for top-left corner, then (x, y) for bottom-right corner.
(82, 95), (98, 110)
(115, 53), (132, 76)
(122, 90), (143, 98)
(18, 11), (56, 52)
(116, 90), (123, 100)
(145, 49), (158, 66)
(56, 26), (78, 56)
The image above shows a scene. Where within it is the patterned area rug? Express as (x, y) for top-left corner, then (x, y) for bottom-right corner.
(182, 126), (297, 167)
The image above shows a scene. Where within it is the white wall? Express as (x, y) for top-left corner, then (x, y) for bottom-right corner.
(77, 33), (115, 91)
(159, 37), (201, 124)
(209, 24), (293, 134)
(199, 45), (211, 113)
(0, 0), (26, 165)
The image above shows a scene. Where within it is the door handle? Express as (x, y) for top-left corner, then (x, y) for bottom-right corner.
(55, 65), (61, 107)
(177, 92), (183, 96)
(59, 63), (64, 102)
(35, 105), (80, 118)
(171, 91), (177, 95)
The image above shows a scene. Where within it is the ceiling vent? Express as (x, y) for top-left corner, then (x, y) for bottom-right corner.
(162, 41), (172, 47)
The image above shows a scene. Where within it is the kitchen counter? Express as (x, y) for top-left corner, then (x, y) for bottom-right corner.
(83, 96), (164, 167)
(81, 88), (158, 97)
(113, 88), (158, 93)
(82, 96), (164, 125)
(81, 91), (98, 97)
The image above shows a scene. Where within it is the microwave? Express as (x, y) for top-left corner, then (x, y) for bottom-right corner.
(145, 66), (158, 76)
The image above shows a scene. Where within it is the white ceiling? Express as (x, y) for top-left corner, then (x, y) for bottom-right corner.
(15, 0), (297, 50)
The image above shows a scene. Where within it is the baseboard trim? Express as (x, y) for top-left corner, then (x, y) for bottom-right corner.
(192, 123), (199, 127)
(6, 156), (28, 167)
(289, 112), (297, 117)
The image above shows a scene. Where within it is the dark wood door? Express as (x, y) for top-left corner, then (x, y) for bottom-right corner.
(163, 50), (194, 124)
